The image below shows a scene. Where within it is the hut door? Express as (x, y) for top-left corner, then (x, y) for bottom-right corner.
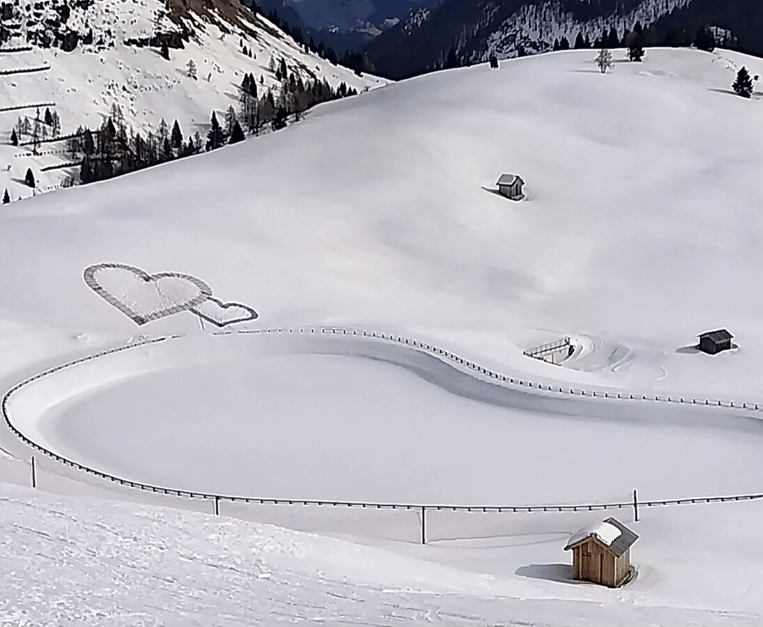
(581, 544), (592, 580)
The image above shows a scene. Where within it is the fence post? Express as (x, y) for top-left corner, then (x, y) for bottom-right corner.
(420, 506), (426, 545)
(31, 455), (37, 488)
(633, 489), (639, 522)
(214, 496), (220, 516)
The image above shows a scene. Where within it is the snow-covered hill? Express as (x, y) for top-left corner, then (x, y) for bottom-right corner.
(0, 0), (386, 201)
(1, 48), (763, 624)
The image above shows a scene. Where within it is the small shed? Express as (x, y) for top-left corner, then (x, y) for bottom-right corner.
(698, 329), (733, 355)
(495, 173), (525, 200)
(564, 517), (638, 588)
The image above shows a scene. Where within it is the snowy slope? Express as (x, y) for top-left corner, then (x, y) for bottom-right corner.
(0, 0), (386, 201)
(2, 483), (763, 625)
(2, 48), (761, 396)
(1, 48), (763, 625)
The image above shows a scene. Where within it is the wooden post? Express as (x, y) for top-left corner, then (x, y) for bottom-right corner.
(31, 455), (37, 488)
(420, 506), (426, 545)
(632, 489), (639, 522)
(214, 496), (220, 516)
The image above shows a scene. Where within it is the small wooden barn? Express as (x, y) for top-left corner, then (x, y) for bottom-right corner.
(698, 329), (733, 354)
(495, 173), (525, 200)
(564, 517), (638, 588)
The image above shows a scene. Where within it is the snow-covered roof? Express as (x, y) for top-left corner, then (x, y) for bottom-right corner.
(496, 173), (523, 186)
(699, 329), (733, 342)
(564, 517), (638, 556)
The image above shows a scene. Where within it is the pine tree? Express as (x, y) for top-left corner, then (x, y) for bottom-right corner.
(44, 107), (53, 126)
(628, 33), (645, 62)
(158, 118), (169, 144)
(239, 73), (259, 132)
(162, 137), (173, 160)
(224, 105), (238, 137)
(445, 47), (459, 69)
(606, 27), (619, 49)
(186, 58), (197, 80)
(82, 128), (95, 156)
(559, 36), (570, 50)
(595, 49), (614, 74)
(574, 32), (586, 49)
(206, 112), (225, 150)
(171, 120), (183, 149)
(50, 110), (60, 137)
(161, 41), (170, 60)
(10, 129), (17, 146)
(271, 107), (288, 131)
(694, 26), (716, 52)
(3, 189), (10, 204)
(732, 66), (754, 98)
(24, 168), (35, 188)
(229, 119), (245, 144)
(31, 108), (41, 155)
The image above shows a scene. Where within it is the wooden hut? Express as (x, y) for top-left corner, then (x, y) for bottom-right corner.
(495, 173), (524, 200)
(564, 517), (638, 588)
(698, 329), (733, 354)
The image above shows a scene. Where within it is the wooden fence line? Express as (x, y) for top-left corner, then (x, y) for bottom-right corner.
(0, 46), (34, 54)
(3, 327), (762, 524)
(0, 65), (50, 76)
(0, 102), (56, 113)
(40, 161), (80, 172)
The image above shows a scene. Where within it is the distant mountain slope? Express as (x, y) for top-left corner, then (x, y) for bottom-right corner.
(361, 0), (696, 78)
(0, 0), (386, 202)
(248, 0), (428, 56)
(649, 0), (763, 58)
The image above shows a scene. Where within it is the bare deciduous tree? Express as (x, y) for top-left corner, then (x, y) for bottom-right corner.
(595, 49), (614, 74)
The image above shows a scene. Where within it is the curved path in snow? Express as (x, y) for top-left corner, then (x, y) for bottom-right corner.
(3, 326), (763, 513)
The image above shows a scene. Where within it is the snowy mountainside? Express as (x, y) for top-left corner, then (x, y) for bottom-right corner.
(363, 0), (693, 78)
(2, 47), (763, 626)
(0, 0), (386, 202)
(253, 0), (428, 41)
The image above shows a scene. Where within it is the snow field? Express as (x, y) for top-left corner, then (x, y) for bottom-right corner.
(2, 48), (763, 625)
(2, 482), (763, 625)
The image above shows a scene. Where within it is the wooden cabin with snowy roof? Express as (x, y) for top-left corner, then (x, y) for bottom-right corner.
(564, 517), (638, 588)
(698, 329), (733, 355)
(495, 173), (525, 200)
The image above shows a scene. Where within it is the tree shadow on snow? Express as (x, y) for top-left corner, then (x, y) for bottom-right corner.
(708, 87), (740, 97)
(516, 563), (582, 585)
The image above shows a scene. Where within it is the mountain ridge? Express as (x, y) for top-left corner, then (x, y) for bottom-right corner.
(361, 0), (763, 79)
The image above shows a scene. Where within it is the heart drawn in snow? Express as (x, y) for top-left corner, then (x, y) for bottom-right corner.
(191, 297), (259, 328)
(84, 263), (213, 326)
